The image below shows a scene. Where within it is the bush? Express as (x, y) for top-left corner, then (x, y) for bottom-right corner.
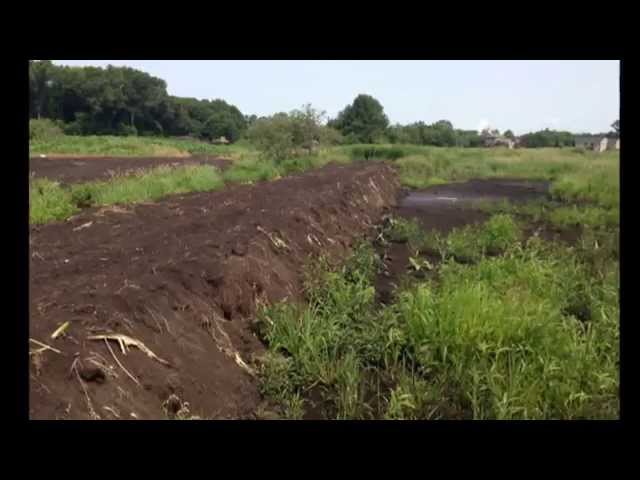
(350, 146), (407, 161)
(63, 121), (84, 136)
(116, 123), (138, 136)
(29, 119), (63, 141)
(247, 116), (295, 163)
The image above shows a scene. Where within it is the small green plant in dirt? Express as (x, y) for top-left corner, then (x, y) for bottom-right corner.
(381, 217), (442, 254)
(383, 217), (424, 245)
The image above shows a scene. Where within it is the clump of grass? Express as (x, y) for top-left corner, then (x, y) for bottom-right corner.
(277, 155), (320, 176)
(30, 178), (78, 224)
(384, 217), (424, 245)
(550, 160), (619, 209)
(256, 244), (382, 418)
(549, 205), (619, 229)
(222, 158), (280, 184)
(439, 214), (521, 262)
(68, 165), (224, 207)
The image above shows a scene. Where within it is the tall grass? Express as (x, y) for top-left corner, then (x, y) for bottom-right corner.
(30, 165), (224, 223)
(30, 179), (78, 224)
(393, 147), (618, 189)
(257, 215), (619, 419)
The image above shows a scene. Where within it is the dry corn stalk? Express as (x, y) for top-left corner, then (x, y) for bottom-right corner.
(29, 338), (62, 355)
(73, 221), (93, 232)
(51, 321), (70, 339)
(208, 316), (256, 377)
(257, 226), (289, 251)
(87, 334), (170, 367)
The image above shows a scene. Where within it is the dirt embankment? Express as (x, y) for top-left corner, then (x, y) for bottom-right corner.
(29, 162), (400, 419)
(29, 156), (232, 185)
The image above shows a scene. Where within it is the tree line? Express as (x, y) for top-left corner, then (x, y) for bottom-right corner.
(29, 60), (247, 141)
(30, 61), (618, 149)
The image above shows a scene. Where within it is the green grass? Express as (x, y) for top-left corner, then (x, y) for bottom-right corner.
(30, 135), (252, 158)
(221, 158), (281, 184)
(392, 146), (618, 190)
(385, 214), (522, 261)
(30, 179), (79, 224)
(256, 215), (619, 419)
(30, 165), (224, 223)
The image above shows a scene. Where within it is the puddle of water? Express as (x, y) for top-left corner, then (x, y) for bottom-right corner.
(401, 193), (495, 207)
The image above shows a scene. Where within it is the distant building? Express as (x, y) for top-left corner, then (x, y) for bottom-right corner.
(482, 133), (514, 149)
(574, 135), (618, 152)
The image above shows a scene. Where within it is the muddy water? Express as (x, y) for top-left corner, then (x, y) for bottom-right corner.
(401, 192), (499, 207)
(400, 179), (550, 209)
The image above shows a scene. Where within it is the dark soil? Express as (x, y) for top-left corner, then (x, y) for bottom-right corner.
(29, 156), (232, 185)
(29, 162), (400, 420)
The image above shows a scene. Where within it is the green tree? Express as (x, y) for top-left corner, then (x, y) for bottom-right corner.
(611, 119), (619, 137)
(247, 114), (294, 162)
(290, 103), (326, 150)
(29, 60), (56, 119)
(202, 109), (243, 142)
(504, 129), (515, 140)
(330, 94), (389, 143)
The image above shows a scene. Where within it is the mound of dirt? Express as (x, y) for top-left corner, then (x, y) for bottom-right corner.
(29, 162), (400, 420)
(29, 156), (232, 185)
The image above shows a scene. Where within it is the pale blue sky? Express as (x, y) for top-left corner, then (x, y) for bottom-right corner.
(52, 60), (620, 135)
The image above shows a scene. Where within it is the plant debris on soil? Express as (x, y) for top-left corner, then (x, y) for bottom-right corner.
(29, 162), (400, 419)
(29, 156), (232, 185)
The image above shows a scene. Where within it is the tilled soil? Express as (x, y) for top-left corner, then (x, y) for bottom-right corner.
(29, 162), (400, 420)
(29, 156), (232, 185)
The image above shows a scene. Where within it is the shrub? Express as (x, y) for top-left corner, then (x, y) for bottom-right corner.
(29, 118), (63, 141)
(350, 146), (407, 161)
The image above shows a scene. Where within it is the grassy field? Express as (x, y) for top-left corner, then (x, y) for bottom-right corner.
(251, 145), (619, 419)
(29, 140), (619, 228)
(30, 135), (252, 159)
(29, 136), (619, 418)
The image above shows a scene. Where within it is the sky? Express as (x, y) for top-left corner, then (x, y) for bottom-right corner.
(52, 60), (620, 135)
